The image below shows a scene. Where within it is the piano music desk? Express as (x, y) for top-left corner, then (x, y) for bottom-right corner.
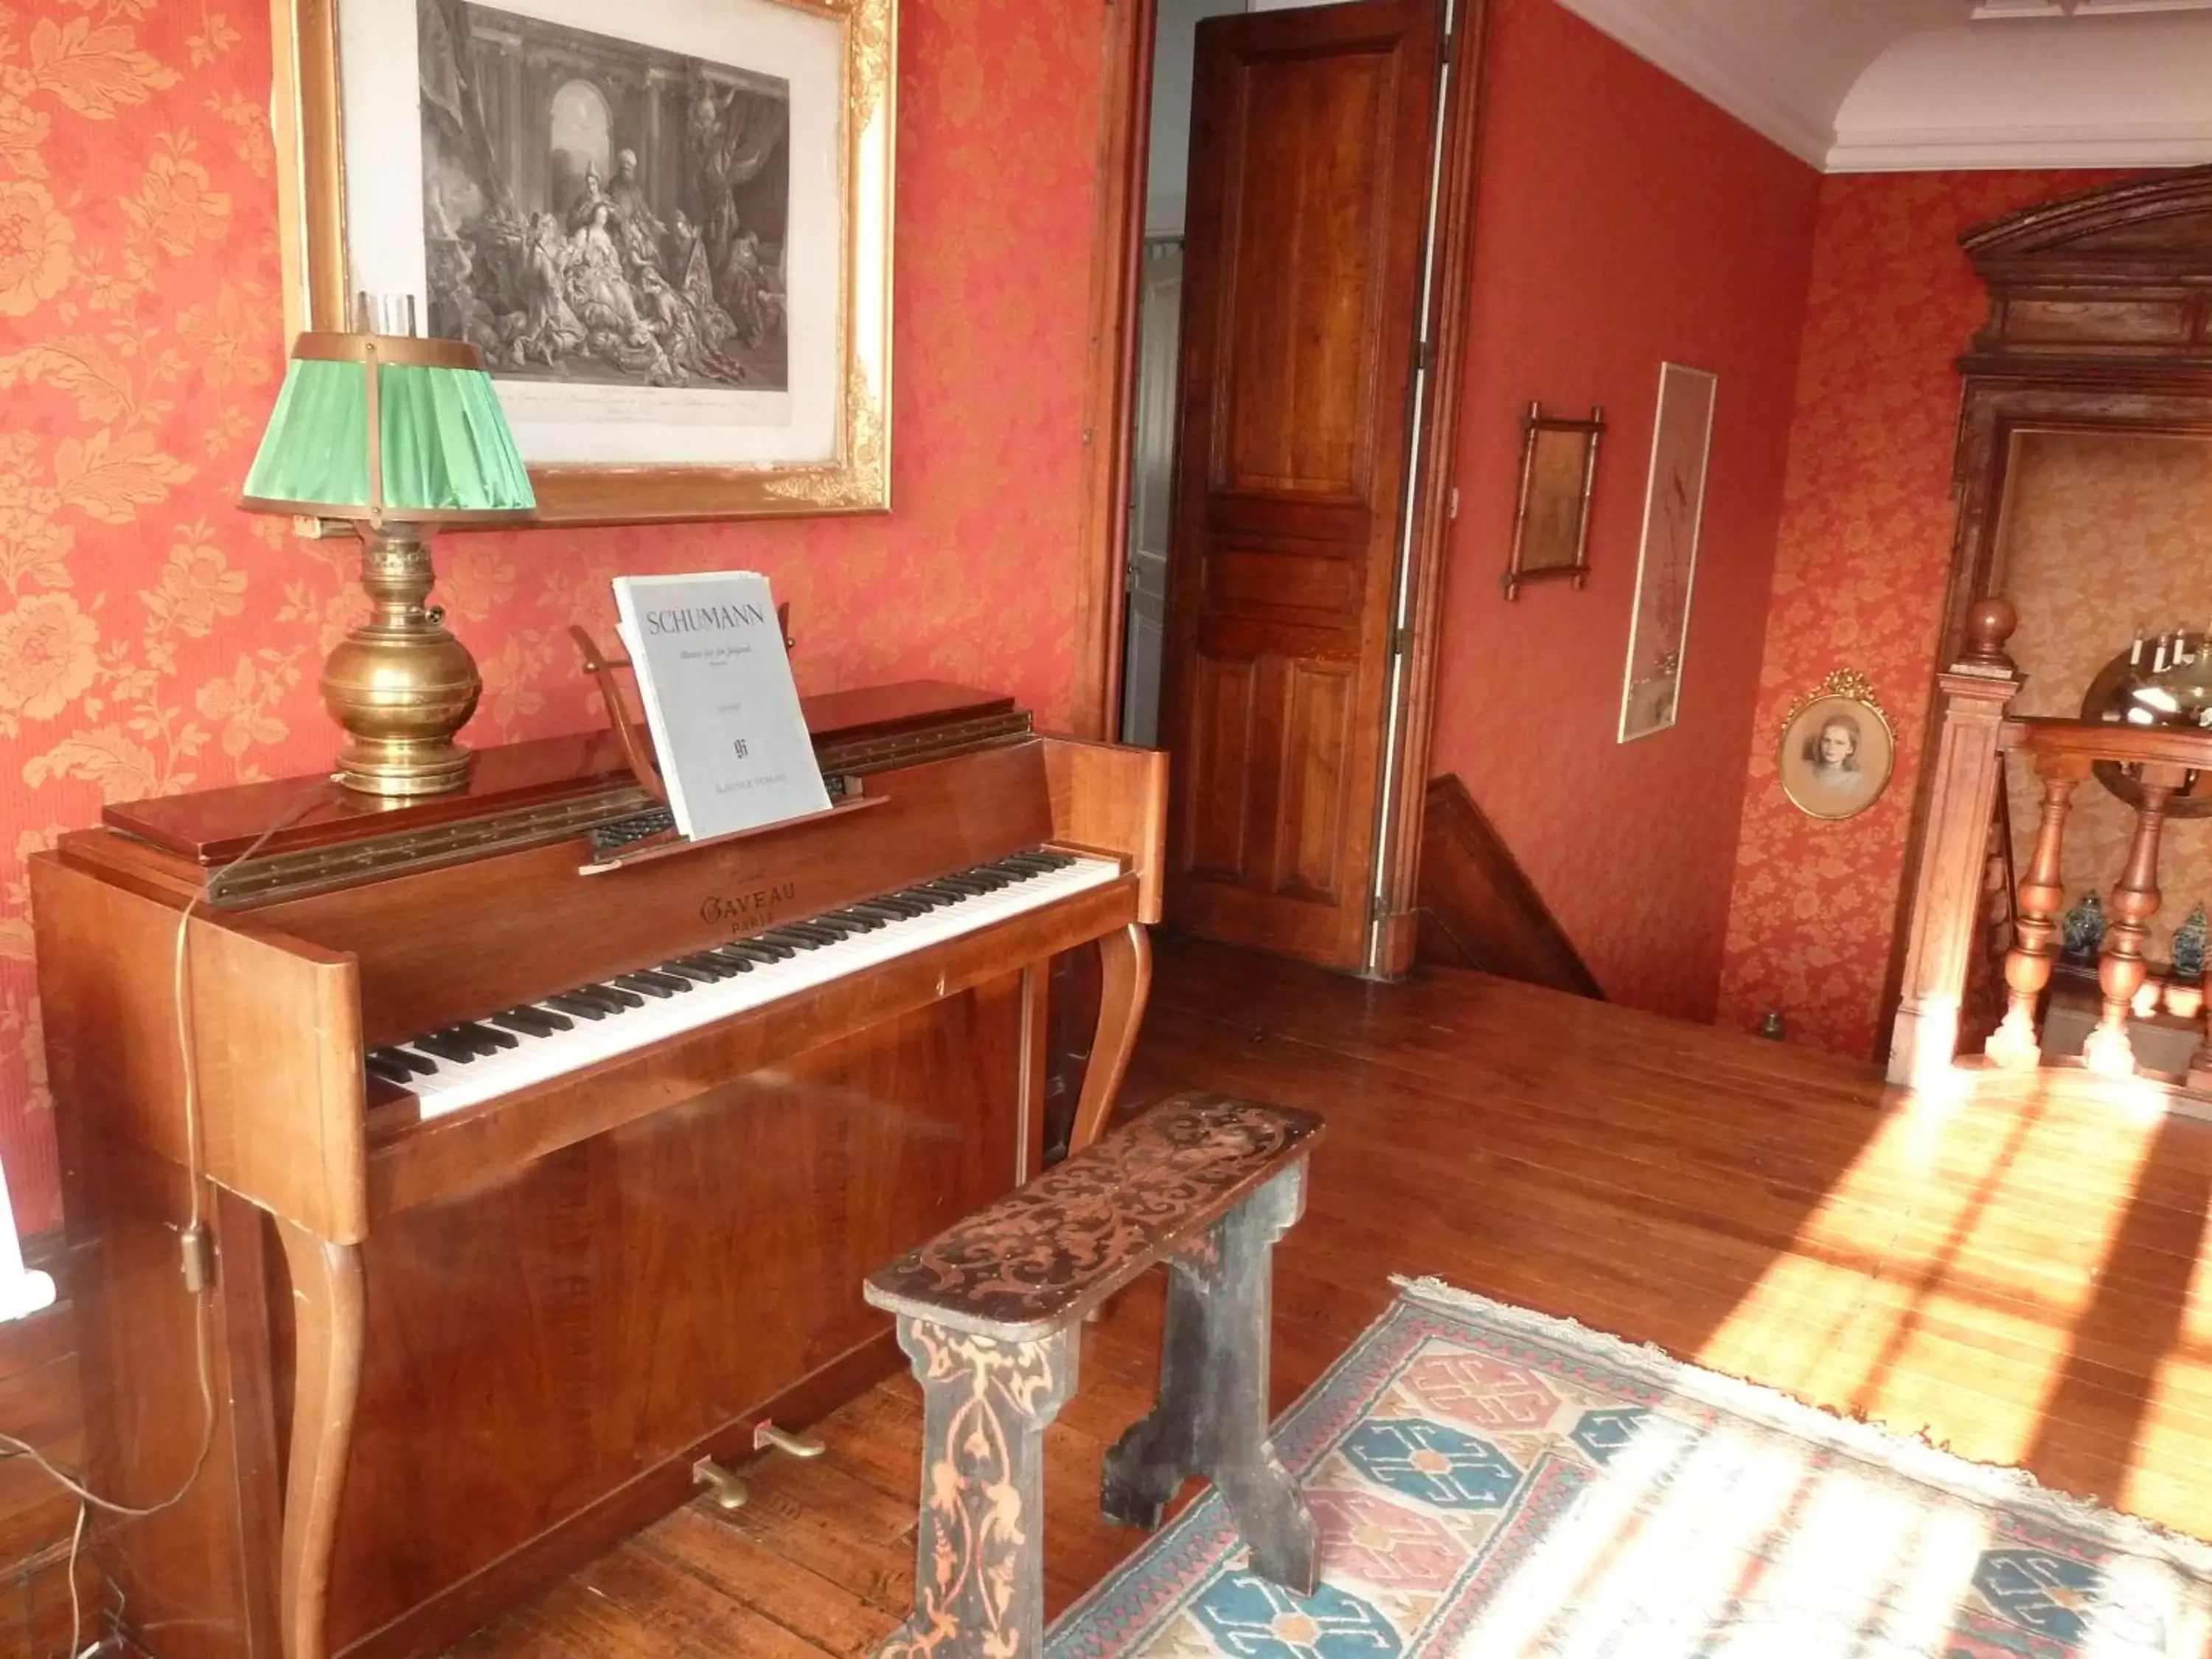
(32, 684), (1164, 1659)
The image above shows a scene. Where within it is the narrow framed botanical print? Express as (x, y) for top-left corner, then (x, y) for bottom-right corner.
(271, 0), (894, 524)
(1617, 362), (1715, 743)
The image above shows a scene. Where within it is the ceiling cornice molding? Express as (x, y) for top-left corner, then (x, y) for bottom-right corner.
(1829, 122), (2212, 173)
(1549, 0), (1833, 167)
(1552, 0), (2212, 176)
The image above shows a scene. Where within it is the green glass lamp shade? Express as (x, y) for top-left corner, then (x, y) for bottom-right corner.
(239, 332), (534, 521)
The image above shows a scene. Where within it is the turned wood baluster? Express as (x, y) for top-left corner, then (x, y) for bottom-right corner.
(1986, 757), (2086, 1070)
(1888, 596), (2024, 1085)
(2084, 763), (2189, 1077)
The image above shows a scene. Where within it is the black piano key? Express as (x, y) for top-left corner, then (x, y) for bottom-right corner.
(582, 981), (647, 1009)
(453, 1020), (520, 1052)
(847, 900), (911, 922)
(913, 883), (968, 905)
(658, 959), (721, 984)
(999, 851), (1057, 873)
(832, 908), (888, 931)
(711, 942), (777, 966)
(676, 952), (742, 980)
(799, 916), (858, 939)
(933, 873), (992, 896)
(372, 1046), (437, 1077)
(759, 927), (826, 951)
(416, 1032), (486, 1064)
(490, 1008), (563, 1038)
(433, 1026), (498, 1058)
(699, 945), (758, 973)
(521, 1004), (574, 1031)
(365, 1052), (415, 1086)
(613, 971), (686, 998)
(777, 923), (842, 947)
(741, 933), (798, 959)
(546, 991), (613, 1020)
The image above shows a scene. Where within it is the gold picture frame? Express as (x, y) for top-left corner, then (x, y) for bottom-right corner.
(271, 0), (895, 526)
(1778, 669), (1896, 822)
(1503, 403), (1604, 601)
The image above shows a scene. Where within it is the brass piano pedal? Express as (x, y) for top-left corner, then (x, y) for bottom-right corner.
(691, 1455), (750, 1510)
(754, 1419), (827, 1460)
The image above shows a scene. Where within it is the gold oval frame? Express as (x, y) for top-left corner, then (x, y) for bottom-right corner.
(1778, 669), (1895, 822)
(270, 0), (895, 526)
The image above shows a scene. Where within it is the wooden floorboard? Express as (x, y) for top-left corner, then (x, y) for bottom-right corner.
(451, 935), (2212, 1655)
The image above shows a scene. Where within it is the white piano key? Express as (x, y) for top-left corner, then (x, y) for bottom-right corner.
(402, 855), (1124, 1121)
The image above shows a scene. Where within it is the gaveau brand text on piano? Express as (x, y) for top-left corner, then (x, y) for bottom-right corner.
(34, 679), (1165, 1659)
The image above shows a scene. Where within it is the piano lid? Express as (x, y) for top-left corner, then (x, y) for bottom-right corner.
(103, 681), (1023, 869)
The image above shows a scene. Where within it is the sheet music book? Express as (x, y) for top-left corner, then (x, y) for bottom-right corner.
(611, 572), (831, 841)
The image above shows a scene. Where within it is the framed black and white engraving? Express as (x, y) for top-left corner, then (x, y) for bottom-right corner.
(274, 0), (894, 524)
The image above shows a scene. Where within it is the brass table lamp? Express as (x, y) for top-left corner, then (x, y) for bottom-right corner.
(238, 301), (535, 797)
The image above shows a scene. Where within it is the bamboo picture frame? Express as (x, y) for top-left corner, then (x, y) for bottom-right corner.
(1503, 403), (1603, 601)
(271, 0), (895, 526)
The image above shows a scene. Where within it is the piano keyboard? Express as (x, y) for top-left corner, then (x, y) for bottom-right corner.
(366, 848), (1122, 1121)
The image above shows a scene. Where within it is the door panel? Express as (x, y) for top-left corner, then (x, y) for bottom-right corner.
(1186, 654), (1259, 878)
(1161, 0), (1440, 968)
(1281, 662), (1355, 903)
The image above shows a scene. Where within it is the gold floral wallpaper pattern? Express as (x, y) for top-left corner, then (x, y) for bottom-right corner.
(1715, 170), (2127, 1057)
(2001, 431), (2212, 967)
(0, 0), (1108, 1231)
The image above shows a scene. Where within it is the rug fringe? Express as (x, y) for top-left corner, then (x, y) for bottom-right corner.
(1391, 1274), (2212, 1579)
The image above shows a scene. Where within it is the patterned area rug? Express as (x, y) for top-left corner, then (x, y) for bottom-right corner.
(1048, 1280), (2212, 1658)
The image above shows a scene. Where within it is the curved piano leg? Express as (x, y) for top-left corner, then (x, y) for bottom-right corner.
(276, 1220), (365, 1659)
(1069, 922), (1153, 1155)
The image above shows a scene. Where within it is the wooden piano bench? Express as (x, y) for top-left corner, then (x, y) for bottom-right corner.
(861, 1091), (1324, 1658)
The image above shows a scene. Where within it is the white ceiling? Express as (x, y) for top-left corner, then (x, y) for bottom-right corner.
(1551, 0), (2212, 172)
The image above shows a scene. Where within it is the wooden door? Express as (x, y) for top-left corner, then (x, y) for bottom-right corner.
(1159, 0), (1441, 968)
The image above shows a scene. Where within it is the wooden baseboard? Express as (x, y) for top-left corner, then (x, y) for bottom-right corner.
(1416, 776), (1605, 1001)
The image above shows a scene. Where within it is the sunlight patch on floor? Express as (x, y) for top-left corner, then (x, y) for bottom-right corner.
(1690, 1071), (2166, 1472)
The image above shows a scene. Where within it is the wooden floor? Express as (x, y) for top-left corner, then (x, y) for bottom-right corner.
(451, 936), (2212, 1655)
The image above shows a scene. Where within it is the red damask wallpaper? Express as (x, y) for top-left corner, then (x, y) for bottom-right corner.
(1425, 0), (1818, 1021)
(1714, 170), (2126, 1057)
(0, 0), (1106, 1231)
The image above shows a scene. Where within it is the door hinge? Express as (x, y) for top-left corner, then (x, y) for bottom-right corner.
(1415, 337), (1433, 373)
(1389, 625), (1415, 658)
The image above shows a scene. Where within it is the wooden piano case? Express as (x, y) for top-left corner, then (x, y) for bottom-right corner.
(32, 685), (1164, 1659)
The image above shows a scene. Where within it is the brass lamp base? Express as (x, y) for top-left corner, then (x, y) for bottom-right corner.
(322, 525), (481, 798)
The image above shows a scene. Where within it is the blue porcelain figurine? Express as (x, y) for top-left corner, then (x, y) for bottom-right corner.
(2174, 902), (2209, 983)
(2061, 891), (2106, 964)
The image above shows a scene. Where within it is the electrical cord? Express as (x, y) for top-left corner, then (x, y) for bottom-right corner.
(65, 1498), (85, 1659)
(0, 790), (338, 1564)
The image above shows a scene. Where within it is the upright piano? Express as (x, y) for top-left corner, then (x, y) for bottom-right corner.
(32, 682), (1164, 1659)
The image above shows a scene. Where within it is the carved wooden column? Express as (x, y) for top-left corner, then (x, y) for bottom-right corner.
(1888, 599), (2024, 1085)
(1985, 755), (2086, 1070)
(2084, 762), (2190, 1076)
